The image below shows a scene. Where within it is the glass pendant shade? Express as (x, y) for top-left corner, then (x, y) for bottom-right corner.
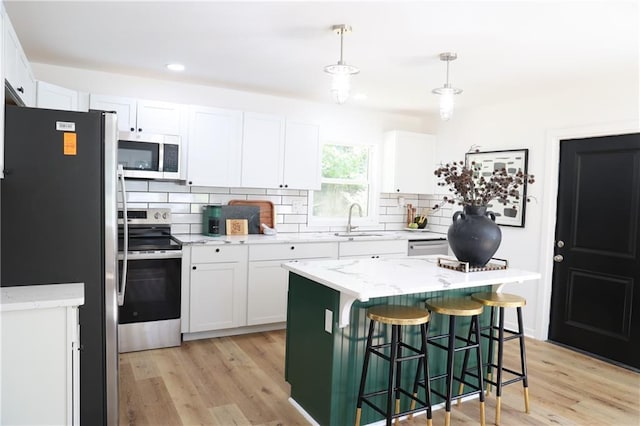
(433, 86), (460, 121)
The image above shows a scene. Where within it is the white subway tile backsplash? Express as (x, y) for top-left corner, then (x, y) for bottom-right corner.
(171, 213), (201, 224)
(127, 192), (168, 203)
(172, 224), (191, 234)
(283, 214), (307, 224)
(190, 186), (230, 194)
(148, 181), (190, 193)
(123, 180), (149, 191)
(168, 193), (209, 203)
(121, 183), (445, 235)
(229, 187), (267, 195)
(148, 203), (191, 213)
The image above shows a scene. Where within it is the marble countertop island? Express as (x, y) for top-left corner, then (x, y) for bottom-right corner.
(283, 255), (540, 327)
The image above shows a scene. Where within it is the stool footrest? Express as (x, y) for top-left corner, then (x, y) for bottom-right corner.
(361, 387), (430, 420)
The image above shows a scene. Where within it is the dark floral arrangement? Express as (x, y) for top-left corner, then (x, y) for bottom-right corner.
(433, 158), (535, 209)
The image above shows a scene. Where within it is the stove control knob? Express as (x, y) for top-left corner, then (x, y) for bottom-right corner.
(154, 212), (160, 219)
(162, 212), (168, 219)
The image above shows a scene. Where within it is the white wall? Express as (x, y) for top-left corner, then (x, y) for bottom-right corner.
(435, 75), (640, 339)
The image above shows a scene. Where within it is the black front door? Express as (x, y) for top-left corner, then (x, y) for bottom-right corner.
(549, 133), (640, 369)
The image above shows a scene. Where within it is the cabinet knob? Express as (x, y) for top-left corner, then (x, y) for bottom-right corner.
(290, 246), (295, 250)
(130, 127), (135, 132)
(279, 184), (283, 188)
(138, 128), (143, 132)
(216, 248), (220, 253)
(188, 181), (193, 185)
(17, 87), (24, 94)
(192, 266), (196, 270)
(396, 189), (400, 192)
(284, 184), (288, 188)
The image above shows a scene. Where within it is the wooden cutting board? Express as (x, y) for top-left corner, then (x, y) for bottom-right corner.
(228, 200), (275, 234)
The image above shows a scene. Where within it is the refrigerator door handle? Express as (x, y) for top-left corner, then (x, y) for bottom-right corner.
(117, 165), (128, 306)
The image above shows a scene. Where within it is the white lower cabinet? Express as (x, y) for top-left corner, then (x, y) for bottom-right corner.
(247, 242), (338, 325)
(338, 239), (408, 259)
(1, 298), (81, 425)
(188, 245), (248, 332)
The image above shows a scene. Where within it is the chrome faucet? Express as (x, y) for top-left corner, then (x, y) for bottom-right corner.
(347, 203), (363, 233)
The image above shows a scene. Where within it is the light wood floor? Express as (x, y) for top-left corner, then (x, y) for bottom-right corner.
(119, 330), (640, 425)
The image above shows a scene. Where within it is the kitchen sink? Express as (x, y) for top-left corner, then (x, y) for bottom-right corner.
(334, 232), (384, 237)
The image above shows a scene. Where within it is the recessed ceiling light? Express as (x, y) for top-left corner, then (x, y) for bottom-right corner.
(166, 63), (185, 72)
(353, 93), (368, 101)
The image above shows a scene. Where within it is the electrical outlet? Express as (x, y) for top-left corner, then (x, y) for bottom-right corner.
(292, 200), (304, 213)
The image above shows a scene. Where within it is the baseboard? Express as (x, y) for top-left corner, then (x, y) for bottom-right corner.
(182, 322), (285, 341)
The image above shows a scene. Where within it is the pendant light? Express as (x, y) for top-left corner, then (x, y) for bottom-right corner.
(324, 24), (360, 104)
(432, 52), (463, 121)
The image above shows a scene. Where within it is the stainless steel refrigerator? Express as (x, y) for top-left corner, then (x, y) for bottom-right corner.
(1, 105), (119, 425)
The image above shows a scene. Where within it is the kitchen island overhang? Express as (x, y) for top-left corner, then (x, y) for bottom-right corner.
(282, 256), (540, 426)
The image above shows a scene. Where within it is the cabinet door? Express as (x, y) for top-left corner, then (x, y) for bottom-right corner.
(283, 121), (321, 190)
(136, 100), (184, 135)
(189, 262), (246, 332)
(16, 52), (35, 107)
(382, 131), (435, 194)
(89, 95), (137, 132)
(3, 15), (19, 94)
(247, 260), (289, 325)
(241, 112), (285, 188)
(186, 106), (242, 187)
(36, 81), (79, 111)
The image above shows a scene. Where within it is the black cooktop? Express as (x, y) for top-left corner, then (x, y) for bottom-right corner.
(118, 226), (182, 252)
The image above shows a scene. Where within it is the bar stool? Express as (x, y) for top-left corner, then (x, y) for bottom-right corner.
(461, 292), (529, 425)
(355, 305), (433, 426)
(419, 298), (486, 426)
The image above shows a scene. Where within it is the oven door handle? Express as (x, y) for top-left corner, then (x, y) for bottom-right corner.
(118, 165), (128, 306)
(120, 251), (183, 260)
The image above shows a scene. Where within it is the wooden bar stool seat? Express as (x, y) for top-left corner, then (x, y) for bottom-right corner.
(416, 298), (486, 426)
(460, 292), (529, 426)
(355, 305), (433, 426)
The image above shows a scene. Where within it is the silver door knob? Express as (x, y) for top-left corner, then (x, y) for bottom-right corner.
(556, 240), (565, 248)
(553, 254), (564, 262)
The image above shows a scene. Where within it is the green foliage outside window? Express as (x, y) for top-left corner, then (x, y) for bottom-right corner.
(312, 144), (371, 218)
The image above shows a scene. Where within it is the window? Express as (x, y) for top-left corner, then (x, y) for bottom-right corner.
(309, 143), (377, 224)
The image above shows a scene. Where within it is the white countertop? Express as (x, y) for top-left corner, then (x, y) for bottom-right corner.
(176, 230), (446, 245)
(0, 283), (85, 312)
(283, 255), (540, 327)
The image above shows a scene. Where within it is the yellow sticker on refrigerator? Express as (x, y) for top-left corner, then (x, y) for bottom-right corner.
(63, 132), (77, 155)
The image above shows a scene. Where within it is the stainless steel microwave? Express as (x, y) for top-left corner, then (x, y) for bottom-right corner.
(117, 132), (181, 180)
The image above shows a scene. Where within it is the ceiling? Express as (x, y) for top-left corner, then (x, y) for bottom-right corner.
(4, 1), (638, 116)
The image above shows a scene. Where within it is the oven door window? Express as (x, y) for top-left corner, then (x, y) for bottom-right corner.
(118, 140), (160, 172)
(118, 258), (181, 324)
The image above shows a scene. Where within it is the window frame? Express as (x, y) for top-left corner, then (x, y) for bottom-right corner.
(307, 141), (380, 228)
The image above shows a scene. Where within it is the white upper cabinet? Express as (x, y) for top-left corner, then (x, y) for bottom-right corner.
(241, 113), (320, 190)
(185, 105), (243, 187)
(36, 81), (79, 111)
(241, 112), (285, 188)
(3, 11), (35, 107)
(283, 121), (321, 190)
(382, 130), (436, 194)
(89, 95), (184, 136)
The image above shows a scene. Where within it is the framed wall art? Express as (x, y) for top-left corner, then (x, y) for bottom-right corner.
(465, 149), (530, 227)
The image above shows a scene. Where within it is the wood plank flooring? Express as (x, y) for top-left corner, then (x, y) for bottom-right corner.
(119, 331), (640, 425)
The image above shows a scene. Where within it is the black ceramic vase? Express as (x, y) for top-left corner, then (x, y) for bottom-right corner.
(447, 205), (502, 267)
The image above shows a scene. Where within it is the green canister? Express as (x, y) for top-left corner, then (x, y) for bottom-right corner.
(202, 205), (222, 236)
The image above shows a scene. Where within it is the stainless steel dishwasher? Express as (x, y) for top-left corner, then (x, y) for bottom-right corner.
(408, 238), (449, 256)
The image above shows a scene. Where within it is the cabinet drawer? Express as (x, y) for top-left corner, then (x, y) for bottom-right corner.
(339, 240), (407, 257)
(249, 242), (338, 261)
(191, 245), (247, 263)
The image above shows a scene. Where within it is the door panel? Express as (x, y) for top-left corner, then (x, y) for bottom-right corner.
(549, 133), (640, 369)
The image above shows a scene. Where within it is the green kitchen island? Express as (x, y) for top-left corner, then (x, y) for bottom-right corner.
(283, 255), (540, 426)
